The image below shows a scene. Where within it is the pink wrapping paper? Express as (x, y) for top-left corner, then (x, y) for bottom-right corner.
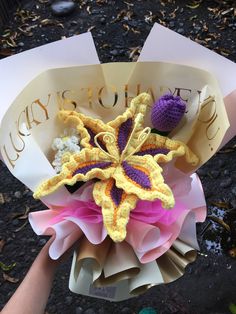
(29, 169), (206, 262)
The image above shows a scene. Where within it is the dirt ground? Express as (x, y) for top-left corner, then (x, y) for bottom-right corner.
(0, 1), (236, 313)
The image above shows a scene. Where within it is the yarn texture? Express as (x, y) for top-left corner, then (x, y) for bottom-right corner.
(34, 93), (198, 242)
(151, 94), (186, 132)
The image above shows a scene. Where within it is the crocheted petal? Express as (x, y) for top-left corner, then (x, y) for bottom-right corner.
(135, 145), (170, 157)
(117, 118), (133, 154)
(114, 155), (175, 209)
(143, 134), (199, 165)
(34, 148), (115, 199)
(93, 179), (138, 242)
(58, 110), (113, 149)
(108, 93), (151, 130)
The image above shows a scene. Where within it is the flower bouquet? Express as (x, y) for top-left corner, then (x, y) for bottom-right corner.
(0, 57), (229, 300)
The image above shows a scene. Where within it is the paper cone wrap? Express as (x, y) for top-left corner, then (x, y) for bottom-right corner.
(0, 57), (228, 300)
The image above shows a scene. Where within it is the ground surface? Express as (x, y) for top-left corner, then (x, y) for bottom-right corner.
(0, 0), (236, 313)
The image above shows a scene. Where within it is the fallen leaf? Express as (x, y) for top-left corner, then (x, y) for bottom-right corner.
(40, 19), (64, 28)
(0, 239), (6, 253)
(0, 193), (4, 204)
(229, 248), (236, 258)
(218, 145), (236, 153)
(207, 215), (231, 232)
(14, 220), (28, 232)
(11, 206), (30, 220)
(129, 46), (141, 61)
(189, 14), (198, 20)
(87, 26), (95, 32)
(211, 201), (230, 209)
(229, 303), (236, 314)
(86, 6), (92, 14)
(0, 261), (16, 272)
(3, 273), (19, 283)
(18, 206), (30, 220)
(131, 27), (140, 34)
(221, 8), (234, 16)
(186, 3), (201, 9)
(0, 49), (14, 57)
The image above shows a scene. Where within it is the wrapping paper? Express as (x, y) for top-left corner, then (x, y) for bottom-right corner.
(138, 23), (236, 147)
(0, 26), (232, 301)
(0, 62), (228, 175)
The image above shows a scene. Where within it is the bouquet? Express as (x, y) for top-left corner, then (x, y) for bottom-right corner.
(0, 48), (229, 300)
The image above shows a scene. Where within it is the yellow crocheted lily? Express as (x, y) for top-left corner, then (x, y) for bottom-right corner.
(34, 93), (198, 242)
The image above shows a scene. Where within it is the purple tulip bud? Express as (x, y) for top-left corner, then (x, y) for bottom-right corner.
(151, 94), (186, 132)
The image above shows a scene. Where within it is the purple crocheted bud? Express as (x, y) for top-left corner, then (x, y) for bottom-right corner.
(151, 94), (186, 132)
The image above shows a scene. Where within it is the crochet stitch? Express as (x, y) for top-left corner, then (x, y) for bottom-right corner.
(34, 93), (198, 242)
(151, 93), (186, 132)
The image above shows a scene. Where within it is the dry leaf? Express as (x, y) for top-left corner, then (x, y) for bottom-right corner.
(211, 201), (230, 209)
(0, 261), (16, 272)
(0, 193), (4, 204)
(129, 46), (141, 61)
(87, 26), (95, 32)
(229, 248), (236, 258)
(0, 239), (6, 253)
(207, 215), (231, 232)
(11, 206), (30, 220)
(14, 221), (28, 232)
(186, 3), (201, 9)
(86, 6), (92, 14)
(18, 206), (30, 220)
(3, 273), (19, 283)
(40, 19), (64, 28)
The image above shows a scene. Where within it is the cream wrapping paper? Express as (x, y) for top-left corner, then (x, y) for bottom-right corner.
(69, 232), (198, 301)
(0, 32), (100, 160)
(0, 30), (229, 300)
(0, 62), (229, 178)
(139, 23), (236, 147)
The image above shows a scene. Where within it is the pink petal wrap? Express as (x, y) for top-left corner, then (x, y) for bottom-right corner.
(29, 169), (206, 262)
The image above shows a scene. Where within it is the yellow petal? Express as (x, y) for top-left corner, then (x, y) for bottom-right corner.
(93, 178), (138, 242)
(108, 92), (151, 129)
(58, 110), (113, 149)
(141, 134), (199, 165)
(34, 148), (115, 199)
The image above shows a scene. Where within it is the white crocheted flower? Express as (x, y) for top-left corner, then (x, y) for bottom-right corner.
(52, 129), (81, 173)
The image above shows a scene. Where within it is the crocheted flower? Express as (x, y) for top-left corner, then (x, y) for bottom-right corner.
(151, 94), (186, 132)
(52, 128), (81, 173)
(29, 172), (206, 263)
(34, 93), (198, 242)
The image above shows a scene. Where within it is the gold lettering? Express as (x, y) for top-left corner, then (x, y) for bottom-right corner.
(26, 96), (50, 129)
(62, 90), (77, 110)
(173, 88), (192, 102)
(98, 85), (118, 108)
(160, 86), (173, 95)
(206, 113), (220, 140)
(125, 84), (128, 108)
(10, 132), (25, 153)
(145, 87), (155, 104)
(124, 84), (140, 108)
(26, 105), (40, 129)
(2, 144), (19, 168)
(160, 86), (193, 102)
(198, 96), (220, 140)
(56, 90), (77, 110)
(81, 87), (93, 108)
(136, 84), (141, 96)
(56, 91), (64, 110)
(17, 110), (31, 137)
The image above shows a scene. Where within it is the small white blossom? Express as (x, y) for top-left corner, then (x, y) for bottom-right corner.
(51, 128), (81, 173)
